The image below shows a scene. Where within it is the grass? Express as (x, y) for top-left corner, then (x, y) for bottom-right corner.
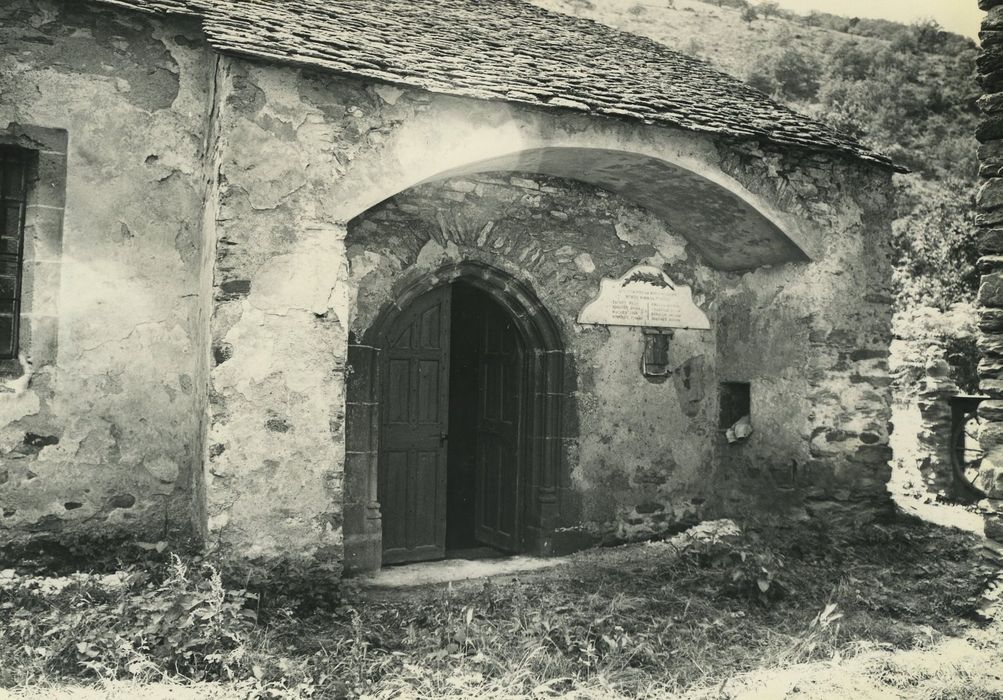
(1, 512), (1001, 699)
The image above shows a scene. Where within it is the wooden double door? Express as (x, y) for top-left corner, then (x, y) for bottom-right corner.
(378, 283), (525, 565)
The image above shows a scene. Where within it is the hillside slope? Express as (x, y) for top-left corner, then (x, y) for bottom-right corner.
(533, 0), (880, 83)
(532, 0), (981, 316)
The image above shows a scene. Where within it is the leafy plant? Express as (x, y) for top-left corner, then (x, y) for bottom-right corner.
(0, 555), (257, 685)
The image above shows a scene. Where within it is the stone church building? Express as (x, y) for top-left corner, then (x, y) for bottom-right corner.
(0, 0), (901, 578)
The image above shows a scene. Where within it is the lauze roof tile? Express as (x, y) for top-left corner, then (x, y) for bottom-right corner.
(90, 0), (898, 170)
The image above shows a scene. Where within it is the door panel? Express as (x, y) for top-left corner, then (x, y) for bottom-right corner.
(475, 302), (523, 551)
(379, 285), (451, 564)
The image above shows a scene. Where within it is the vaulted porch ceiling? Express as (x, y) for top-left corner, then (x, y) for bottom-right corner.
(422, 147), (809, 272)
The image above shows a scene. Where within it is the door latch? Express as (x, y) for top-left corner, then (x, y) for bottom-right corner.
(438, 431), (449, 446)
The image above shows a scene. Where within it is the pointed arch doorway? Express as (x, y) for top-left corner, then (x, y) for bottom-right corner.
(344, 263), (568, 572)
(379, 281), (523, 564)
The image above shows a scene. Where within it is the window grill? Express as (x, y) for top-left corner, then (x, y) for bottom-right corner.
(0, 147), (29, 360)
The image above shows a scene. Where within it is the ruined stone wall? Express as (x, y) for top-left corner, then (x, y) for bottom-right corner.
(976, 0), (1003, 540)
(0, 0), (213, 551)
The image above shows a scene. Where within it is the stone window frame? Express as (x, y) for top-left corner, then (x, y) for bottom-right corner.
(0, 146), (30, 359)
(0, 124), (67, 378)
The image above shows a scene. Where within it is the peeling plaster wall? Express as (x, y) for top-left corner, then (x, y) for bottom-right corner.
(0, 5), (895, 569)
(0, 0), (212, 549)
(203, 59), (350, 576)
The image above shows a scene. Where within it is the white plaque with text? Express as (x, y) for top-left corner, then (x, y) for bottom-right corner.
(577, 265), (710, 330)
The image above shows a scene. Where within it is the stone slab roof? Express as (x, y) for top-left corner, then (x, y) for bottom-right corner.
(93, 0), (898, 170)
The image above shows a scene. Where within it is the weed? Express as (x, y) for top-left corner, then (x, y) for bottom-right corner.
(0, 516), (997, 699)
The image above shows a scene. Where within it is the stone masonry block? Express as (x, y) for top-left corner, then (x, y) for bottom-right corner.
(982, 308), (1003, 333)
(980, 91), (1003, 115)
(980, 45), (1003, 75)
(982, 71), (1003, 95)
(980, 420), (1003, 451)
(981, 162), (1003, 179)
(984, 468), (1003, 500)
(987, 8), (1003, 35)
(980, 333), (1003, 357)
(978, 179), (1003, 210)
(980, 116), (1003, 144)
(979, 272), (1003, 307)
(981, 356), (1003, 379)
(980, 256), (1003, 273)
(980, 399), (1003, 422)
(979, 229), (1003, 254)
(978, 210), (1003, 228)
(986, 514), (1003, 543)
(980, 451), (1003, 496)
(980, 139), (1003, 165)
(984, 30), (1003, 49)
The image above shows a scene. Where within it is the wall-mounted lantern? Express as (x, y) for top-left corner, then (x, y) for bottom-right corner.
(641, 328), (673, 379)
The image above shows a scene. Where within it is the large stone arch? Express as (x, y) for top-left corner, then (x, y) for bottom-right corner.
(329, 100), (816, 271)
(343, 261), (571, 574)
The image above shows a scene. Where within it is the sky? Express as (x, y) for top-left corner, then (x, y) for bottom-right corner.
(766, 0), (982, 40)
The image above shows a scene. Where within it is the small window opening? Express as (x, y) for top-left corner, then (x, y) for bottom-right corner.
(641, 328), (672, 379)
(719, 381), (751, 429)
(0, 147), (30, 360)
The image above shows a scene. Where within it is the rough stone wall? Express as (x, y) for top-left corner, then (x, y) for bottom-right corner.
(0, 0), (213, 552)
(711, 146), (897, 522)
(914, 359), (962, 494)
(888, 305), (980, 500)
(976, 0), (1003, 541)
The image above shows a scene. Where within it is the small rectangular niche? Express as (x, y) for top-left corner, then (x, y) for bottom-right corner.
(719, 381), (751, 429)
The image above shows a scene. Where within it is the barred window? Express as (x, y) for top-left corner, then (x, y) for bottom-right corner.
(0, 147), (29, 360)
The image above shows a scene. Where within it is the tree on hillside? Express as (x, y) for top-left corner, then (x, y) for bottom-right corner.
(746, 46), (823, 101)
(757, 1), (779, 19)
(825, 40), (872, 81)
